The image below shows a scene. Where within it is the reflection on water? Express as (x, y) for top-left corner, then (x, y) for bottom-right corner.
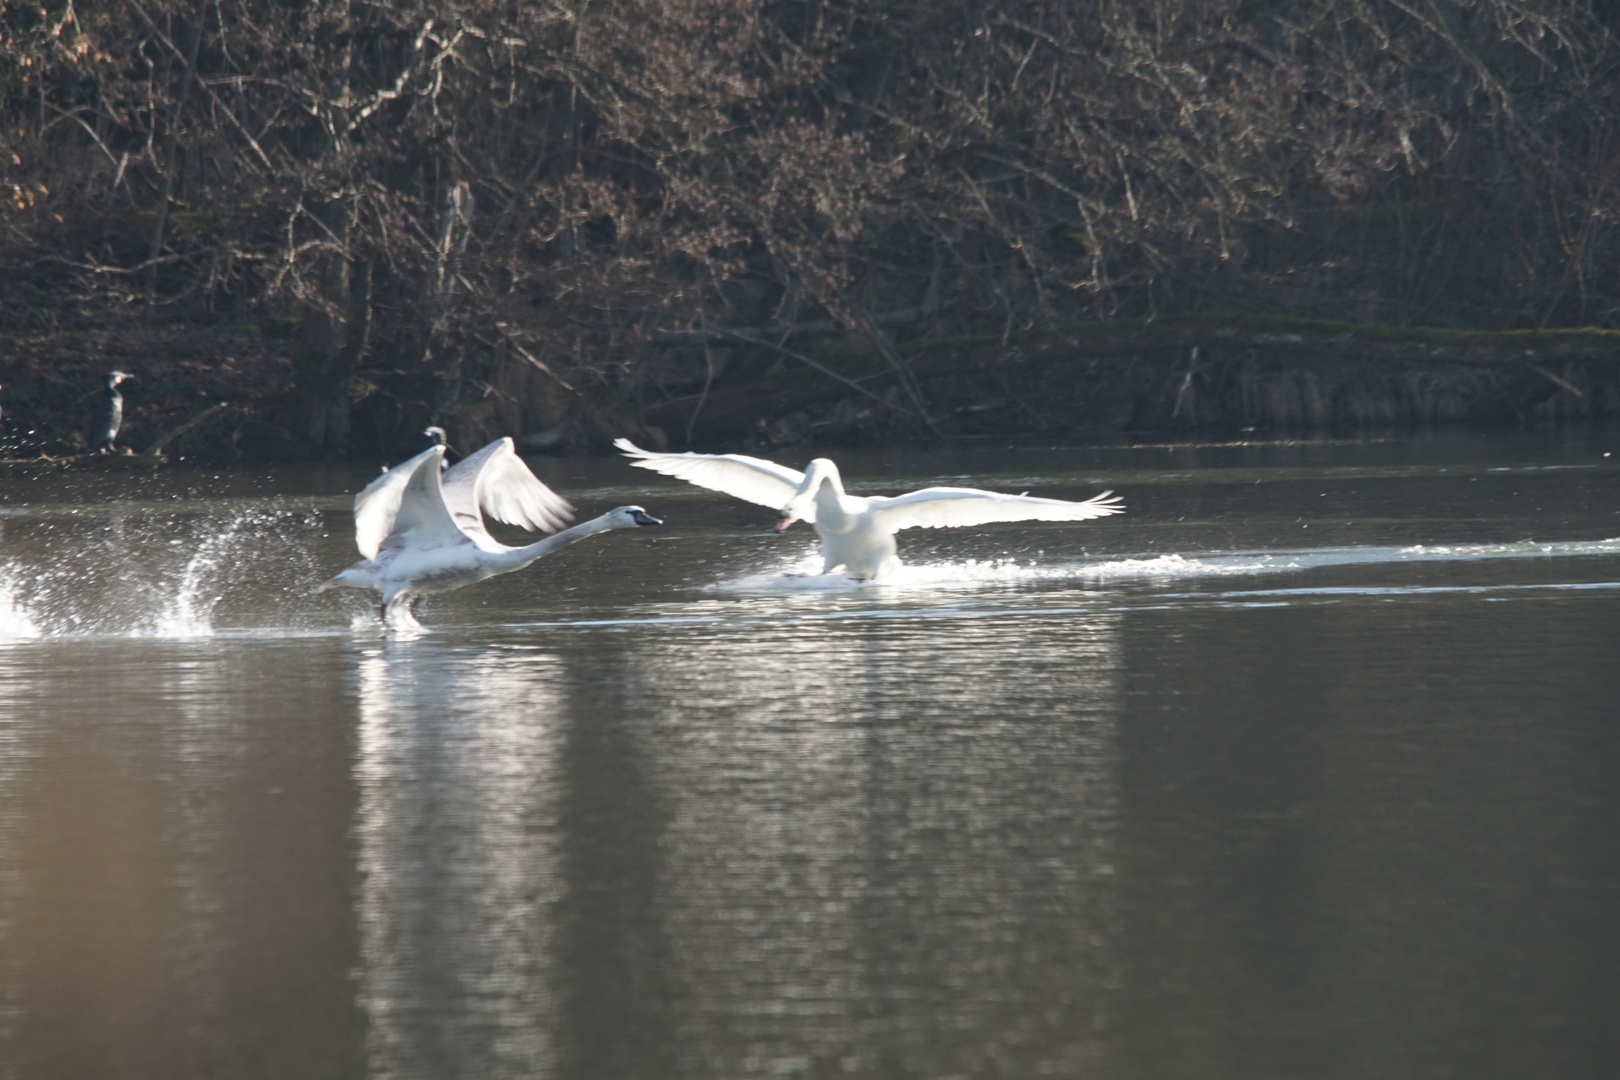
(344, 613), (1123, 1080)
(627, 614), (1122, 1077)
(0, 433), (1617, 1079)
(354, 644), (567, 1079)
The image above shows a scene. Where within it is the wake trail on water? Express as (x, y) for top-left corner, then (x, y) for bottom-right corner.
(7, 526), (1617, 640)
(708, 537), (1620, 595)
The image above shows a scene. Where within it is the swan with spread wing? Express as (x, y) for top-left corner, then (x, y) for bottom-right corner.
(616, 438), (1121, 580)
(325, 437), (660, 625)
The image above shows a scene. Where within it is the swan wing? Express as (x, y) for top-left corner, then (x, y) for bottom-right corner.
(868, 486), (1125, 532)
(442, 437), (575, 535)
(353, 445), (444, 558)
(615, 438), (807, 511)
(379, 446), (470, 552)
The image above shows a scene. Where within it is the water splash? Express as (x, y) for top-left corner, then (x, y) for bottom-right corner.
(0, 565), (40, 640)
(382, 603), (428, 637)
(146, 515), (251, 637)
(1, 508), (325, 638)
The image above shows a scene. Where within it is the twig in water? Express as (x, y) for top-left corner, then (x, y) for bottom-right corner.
(141, 402), (230, 458)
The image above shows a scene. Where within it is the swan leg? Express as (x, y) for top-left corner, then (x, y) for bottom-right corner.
(381, 591), (407, 625)
(380, 591), (425, 631)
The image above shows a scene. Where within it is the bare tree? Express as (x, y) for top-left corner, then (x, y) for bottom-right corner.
(2, 0), (1616, 453)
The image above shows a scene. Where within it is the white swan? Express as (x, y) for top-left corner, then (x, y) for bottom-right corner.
(326, 437), (660, 624)
(616, 438), (1122, 580)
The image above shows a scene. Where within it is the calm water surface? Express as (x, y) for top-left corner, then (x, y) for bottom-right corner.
(1, 434), (1617, 1079)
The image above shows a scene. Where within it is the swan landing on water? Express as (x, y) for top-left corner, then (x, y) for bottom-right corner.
(324, 437), (660, 625)
(616, 439), (1123, 580)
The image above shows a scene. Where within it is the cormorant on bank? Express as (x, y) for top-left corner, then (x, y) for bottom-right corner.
(86, 371), (134, 454)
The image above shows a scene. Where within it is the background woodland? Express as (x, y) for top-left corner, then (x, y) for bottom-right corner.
(3, 0), (1619, 456)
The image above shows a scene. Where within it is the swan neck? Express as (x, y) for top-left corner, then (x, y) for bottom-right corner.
(809, 460), (844, 497)
(499, 513), (617, 568)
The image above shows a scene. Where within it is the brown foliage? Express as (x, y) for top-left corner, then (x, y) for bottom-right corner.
(2, 0), (1618, 454)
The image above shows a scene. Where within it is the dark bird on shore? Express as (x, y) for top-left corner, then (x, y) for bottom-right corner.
(86, 371), (134, 454)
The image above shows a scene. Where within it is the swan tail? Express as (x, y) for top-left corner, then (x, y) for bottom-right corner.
(318, 566), (372, 595)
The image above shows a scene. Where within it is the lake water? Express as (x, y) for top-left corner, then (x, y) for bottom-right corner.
(1, 433), (1617, 1079)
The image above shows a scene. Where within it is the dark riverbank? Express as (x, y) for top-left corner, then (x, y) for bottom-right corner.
(650, 316), (1620, 449)
(8, 3), (1620, 470)
(3, 315), (1616, 466)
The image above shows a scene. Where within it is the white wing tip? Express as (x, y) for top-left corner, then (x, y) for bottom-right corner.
(613, 437), (645, 456)
(1089, 490), (1126, 515)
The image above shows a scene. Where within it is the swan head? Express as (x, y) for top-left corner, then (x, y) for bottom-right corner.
(775, 458), (837, 532)
(422, 425), (447, 446)
(607, 505), (662, 528)
(104, 371), (134, 390)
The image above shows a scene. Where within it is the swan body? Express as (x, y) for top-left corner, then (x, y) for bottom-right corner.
(616, 439), (1122, 580)
(327, 437), (660, 624)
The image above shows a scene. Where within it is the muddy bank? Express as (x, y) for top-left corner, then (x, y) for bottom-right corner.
(640, 316), (1620, 450)
(3, 316), (1617, 464)
(0, 324), (295, 462)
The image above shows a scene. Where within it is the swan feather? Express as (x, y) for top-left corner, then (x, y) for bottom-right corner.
(615, 438), (809, 518)
(441, 437), (574, 536)
(868, 487), (1124, 532)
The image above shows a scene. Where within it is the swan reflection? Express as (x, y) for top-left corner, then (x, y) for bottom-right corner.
(624, 608), (1125, 1077)
(354, 643), (567, 1079)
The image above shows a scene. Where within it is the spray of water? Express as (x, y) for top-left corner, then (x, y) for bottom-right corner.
(146, 513), (259, 637)
(2, 508), (327, 639)
(0, 564), (40, 640)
